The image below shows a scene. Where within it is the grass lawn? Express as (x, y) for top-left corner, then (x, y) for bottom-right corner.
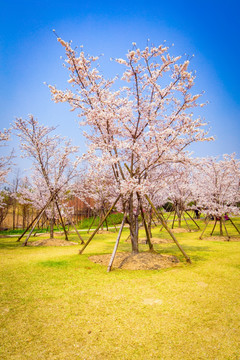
(0, 218), (240, 359)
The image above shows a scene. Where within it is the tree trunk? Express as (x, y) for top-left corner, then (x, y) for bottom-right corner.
(128, 193), (139, 253)
(50, 202), (54, 239)
(176, 205), (182, 227)
(12, 199), (16, 230)
(147, 209), (152, 238)
(219, 217), (223, 236)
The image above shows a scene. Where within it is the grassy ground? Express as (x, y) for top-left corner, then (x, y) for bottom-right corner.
(0, 218), (240, 359)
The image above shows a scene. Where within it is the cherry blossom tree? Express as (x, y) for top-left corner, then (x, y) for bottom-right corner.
(0, 129), (13, 228)
(194, 154), (240, 239)
(163, 162), (201, 230)
(0, 129), (12, 185)
(49, 36), (213, 259)
(13, 115), (80, 243)
(74, 162), (119, 231)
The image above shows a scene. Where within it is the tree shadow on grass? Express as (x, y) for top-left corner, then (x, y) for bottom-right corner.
(153, 243), (213, 263)
(0, 237), (23, 250)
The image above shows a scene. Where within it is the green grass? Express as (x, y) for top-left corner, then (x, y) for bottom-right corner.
(0, 219), (240, 359)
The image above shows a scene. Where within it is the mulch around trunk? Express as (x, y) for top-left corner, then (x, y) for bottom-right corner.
(126, 237), (173, 244)
(89, 252), (180, 270)
(171, 228), (189, 233)
(28, 239), (78, 246)
(139, 237), (173, 244)
(202, 236), (240, 242)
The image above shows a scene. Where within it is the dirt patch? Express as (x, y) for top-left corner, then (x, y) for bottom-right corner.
(139, 237), (173, 244)
(171, 228), (189, 233)
(202, 236), (240, 242)
(89, 252), (180, 270)
(28, 238), (78, 246)
(96, 230), (114, 234)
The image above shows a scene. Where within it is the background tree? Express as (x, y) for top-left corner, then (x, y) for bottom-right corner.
(13, 115), (80, 241)
(0, 129), (13, 229)
(194, 154), (240, 239)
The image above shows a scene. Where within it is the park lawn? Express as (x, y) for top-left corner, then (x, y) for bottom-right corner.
(0, 219), (240, 360)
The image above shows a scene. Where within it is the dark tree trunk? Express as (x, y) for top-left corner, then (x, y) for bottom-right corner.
(128, 193), (139, 253)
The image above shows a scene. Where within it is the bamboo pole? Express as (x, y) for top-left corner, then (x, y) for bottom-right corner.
(107, 214), (126, 272)
(79, 195), (121, 254)
(145, 195), (191, 263)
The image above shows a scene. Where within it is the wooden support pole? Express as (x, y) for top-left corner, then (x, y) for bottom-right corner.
(22, 207), (46, 246)
(159, 211), (172, 232)
(107, 215), (126, 272)
(199, 217), (210, 239)
(172, 210), (177, 229)
(87, 214), (97, 234)
(210, 217), (217, 236)
(228, 217), (240, 235)
(185, 211), (200, 230)
(79, 195), (121, 254)
(66, 213), (85, 244)
(55, 201), (69, 241)
(145, 195), (191, 264)
(102, 208), (109, 231)
(182, 212), (191, 232)
(61, 203), (85, 244)
(17, 193), (56, 242)
(222, 217), (230, 241)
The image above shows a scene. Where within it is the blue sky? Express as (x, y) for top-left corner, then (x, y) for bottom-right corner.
(0, 0), (239, 174)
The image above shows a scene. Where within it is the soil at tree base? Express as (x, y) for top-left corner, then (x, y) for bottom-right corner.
(126, 237), (173, 244)
(28, 239), (78, 246)
(202, 236), (240, 242)
(89, 252), (180, 270)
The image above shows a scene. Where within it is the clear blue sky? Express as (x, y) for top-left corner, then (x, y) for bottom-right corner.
(0, 0), (239, 174)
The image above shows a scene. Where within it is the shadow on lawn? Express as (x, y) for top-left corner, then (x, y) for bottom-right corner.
(153, 243), (213, 263)
(0, 237), (23, 249)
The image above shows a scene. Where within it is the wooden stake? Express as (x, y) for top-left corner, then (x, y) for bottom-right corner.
(159, 211), (172, 232)
(61, 203), (85, 244)
(87, 214), (97, 234)
(228, 217), (240, 235)
(172, 210), (177, 229)
(182, 212), (191, 232)
(17, 192), (57, 242)
(145, 195), (191, 263)
(210, 217), (217, 236)
(199, 217), (210, 239)
(55, 200), (69, 240)
(185, 211), (200, 230)
(222, 217), (230, 241)
(79, 195), (121, 254)
(23, 208), (46, 246)
(107, 214), (126, 272)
